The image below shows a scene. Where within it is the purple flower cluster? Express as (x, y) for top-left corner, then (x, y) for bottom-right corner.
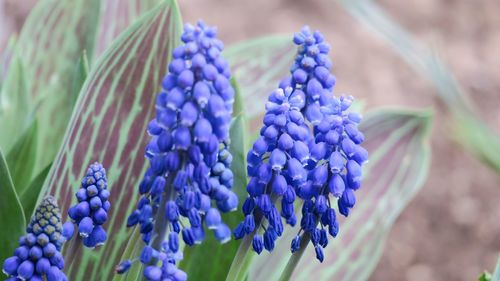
(234, 86), (311, 252)
(234, 26), (368, 262)
(2, 196), (73, 281)
(68, 162), (110, 248)
(117, 21), (236, 281)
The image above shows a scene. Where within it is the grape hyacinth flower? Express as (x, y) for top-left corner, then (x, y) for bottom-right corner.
(117, 20), (236, 280)
(67, 162), (110, 248)
(234, 26), (368, 262)
(2, 196), (72, 281)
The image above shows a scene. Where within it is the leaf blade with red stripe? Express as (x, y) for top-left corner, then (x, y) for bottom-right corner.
(39, 1), (182, 279)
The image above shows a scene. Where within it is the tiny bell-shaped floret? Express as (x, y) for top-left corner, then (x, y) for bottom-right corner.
(2, 196), (68, 280)
(68, 162), (110, 248)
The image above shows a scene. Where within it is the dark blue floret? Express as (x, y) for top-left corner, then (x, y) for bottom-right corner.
(2, 196), (69, 281)
(234, 26), (368, 262)
(67, 162), (110, 248)
(118, 20), (235, 281)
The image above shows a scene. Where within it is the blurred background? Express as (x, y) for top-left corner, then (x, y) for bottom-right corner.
(2, 0), (499, 280)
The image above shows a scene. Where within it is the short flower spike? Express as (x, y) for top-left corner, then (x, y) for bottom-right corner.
(234, 26), (368, 262)
(117, 20), (236, 280)
(2, 196), (69, 281)
(68, 162), (110, 248)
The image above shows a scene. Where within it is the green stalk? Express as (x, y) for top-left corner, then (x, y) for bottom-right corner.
(225, 194), (280, 281)
(140, 173), (175, 281)
(278, 232), (311, 281)
(225, 234), (257, 281)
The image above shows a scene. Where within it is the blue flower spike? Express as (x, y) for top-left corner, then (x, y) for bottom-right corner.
(234, 26), (368, 262)
(68, 162), (110, 248)
(117, 20), (236, 281)
(2, 196), (68, 281)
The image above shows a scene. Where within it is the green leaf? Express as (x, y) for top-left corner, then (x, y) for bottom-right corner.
(0, 53), (32, 153)
(20, 163), (52, 223)
(229, 81), (249, 196)
(229, 115), (249, 198)
(6, 120), (38, 196)
(479, 272), (492, 281)
(247, 108), (433, 281)
(9, 0), (168, 176)
(493, 254), (500, 281)
(225, 35), (295, 123)
(38, 1), (183, 279)
(16, 0), (101, 174)
(337, 0), (500, 173)
(453, 115), (500, 173)
(180, 207), (244, 281)
(0, 35), (17, 90)
(0, 148), (26, 263)
(482, 254), (500, 281)
(231, 78), (244, 117)
(70, 51), (90, 107)
(94, 0), (164, 58)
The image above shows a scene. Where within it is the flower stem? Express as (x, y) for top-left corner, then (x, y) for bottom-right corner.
(225, 233), (256, 281)
(141, 174), (175, 281)
(226, 193), (281, 281)
(278, 232), (311, 281)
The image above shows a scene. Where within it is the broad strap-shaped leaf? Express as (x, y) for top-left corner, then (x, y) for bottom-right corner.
(16, 0), (101, 173)
(248, 108), (433, 281)
(493, 254), (500, 281)
(39, 1), (182, 279)
(94, 0), (164, 58)
(0, 148), (26, 263)
(0, 53), (31, 154)
(229, 114), (249, 199)
(229, 80), (249, 196)
(482, 255), (500, 281)
(225, 35), (295, 122)
(480, 273), (492, 281)
(70, 51), (90, 107)
(0, 35), (17, 90)
(20, 163), (52, 223)
(6, 119), (38, 196)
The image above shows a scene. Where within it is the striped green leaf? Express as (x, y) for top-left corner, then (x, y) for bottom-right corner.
(229, 80), (249, 196)
(0, 53), (31, 154)
(225, 35), (295, 123)
(0, 148), (26, 263)
(6, 119), (38, 196)
(481, 254), (500, 281)
(70, 51), (90, 107)
(15, 0), (101, 174)
(480, 273), (492, 281)
(0, 36), (17, 90)
(1, 0), (161, 193)
(94, 0), (164, 58)
(493, 254), (500, 281)
(20, 163), (53, 222)
(229, 115), (249, 199)
(38, 1), (182, 279)
(247, 108), (433, 281)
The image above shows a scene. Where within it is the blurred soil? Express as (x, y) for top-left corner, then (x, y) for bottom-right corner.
(2, 0), (500, 280)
